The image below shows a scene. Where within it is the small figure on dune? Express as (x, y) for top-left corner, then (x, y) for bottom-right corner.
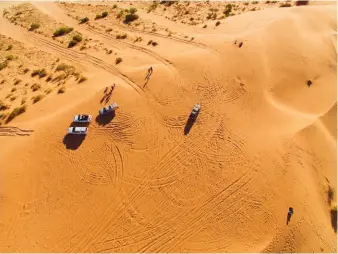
(239, 41), (243, 48)
(286, 207), (294, 225)
(104, 87), (108, 93)
(111, 83), (116, 91)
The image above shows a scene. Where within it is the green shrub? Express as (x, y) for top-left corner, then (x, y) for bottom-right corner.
(6, 45), (13, 51)
(6, 105), (26, 123)
(29, 23), (40, 31)
(113, 4), (118, 8)
(31, 69), (47, 78)
(32, 94), (44, 103)
(124, 13), (139, 23)
(79, 17), (89, 24)
(6, 55), (15, 61)
(53, 26), (73, 37)
(102, 11), (108, 17)
(115, 57), (122, 64)
(72, 34), (82, 42)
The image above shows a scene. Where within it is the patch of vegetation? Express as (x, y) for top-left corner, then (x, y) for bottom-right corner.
(203, 24), (207, 28)
(0, 61), (8, 71)
(116, 10), (124, 19)
(6, 45), (13, 51)
(328, 186), (335, 205)
(148, 2), (158, 12)
(116, 33), (127, 39)
(58, 86), (66, 94)
(115, 57), (122, 64)
(10, 96), (16, 101)
(6, 105), (26, 123)
(95, 11), (109, 20)
(151, 41), (158, 46)
(55, 63), (74, 75)
(134, 36), (142, 42)
(79, 17), (89, 24)
(280, 2), (292, 7)
(113, 4), (118, 8)
(124, 8), (139, 23)
(31, 69), (47, 78)
(6, 55), (15, 61)
(53, 26), (74, 37)
(21, 98), (26, 105)
(31, 83), (41, 91)
(106, 28), (113, 32)
(13, 79), (21, 86)
(46, 75), (53, 82)
(252, 1), (259, 4)
(78, 76), (87, 83)
(207, 12), (217, 20)
(216, 21), (221, 26)
(224, 4), (232, 17)
(0, 100), (10, 111)
(23, 68), (30, 74)
(296, 0), (309, 5)
(32, 94), (44, 104)
(29, 23), (40, 31)
(68, 34), (82, 48)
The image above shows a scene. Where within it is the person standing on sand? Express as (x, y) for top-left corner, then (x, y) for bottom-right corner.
(146, 67), (153, 80)
(287, 207), (294, 225)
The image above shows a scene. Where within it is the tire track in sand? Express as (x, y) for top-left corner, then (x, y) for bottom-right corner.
(21, 30), (143, 95)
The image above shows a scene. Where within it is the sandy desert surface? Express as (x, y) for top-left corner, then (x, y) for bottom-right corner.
(0, 0), (336, 252)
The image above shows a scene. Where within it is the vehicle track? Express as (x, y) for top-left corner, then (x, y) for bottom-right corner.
(0, 126), (34, 137)
(22, 30), (143, 95)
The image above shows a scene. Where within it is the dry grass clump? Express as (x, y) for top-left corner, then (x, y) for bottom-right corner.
(31, 83), (41, 91)
(55, 63), (75, 76)
(32, 94), (44, 103)
(31, 69), (47, 78)
(58, 86), (66, 94)
(95, 11), (108, 20)
(116, 33), (128, 39)
(68, 34), (82, 48)
(53, 26), (73, 37)
(124, 8), (139, 23)
(7, 45), (13, 51)
(280, 2), (292, 7)
(29, 23), (40, 31)
(78, 76), (87, 83)
(79, 17), (89, 24)
(0, 100), (10, 111)
(148, 2), (158, 12)
(6, 105), (26, 123)
(115, 57), (122, 65)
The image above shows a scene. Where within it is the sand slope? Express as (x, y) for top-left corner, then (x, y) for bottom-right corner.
(0, 1), (336, 252)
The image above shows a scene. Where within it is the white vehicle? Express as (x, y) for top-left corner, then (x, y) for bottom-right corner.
(99, 102), (118, 115)
(67, 127), (88, 135)
(73, 114), (92, 123)
(189, 103), (201, 120)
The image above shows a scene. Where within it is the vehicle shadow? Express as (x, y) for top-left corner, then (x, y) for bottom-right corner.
(184, 111), (199, 135)
(95, 111), (115, 126)
(184, 117), (196, 135)
(63, 134), (85, 150)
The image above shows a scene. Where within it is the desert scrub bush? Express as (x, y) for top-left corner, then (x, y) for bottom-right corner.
(252, 1), (259, 4)
(31, 69), (47, 78)
(328, 186), (335, 205)
(151, 41), (158, 46)
(134, 36), (142, 42)
(6, 45), (13, 51)
(0, 100), (10, 111)
(78, 76), (87, 83)
(148, 2), (158, 12)
(203, 24), (207, 28)
(14, 79), (21, 85)
(32, 94), (44, 103)
(224, 4), (232, 17)
(21, 98), (26, 105)
(106, 28), (113, 32)
(10, 96), (16, 101)
(11, 88), (17, 92)
(46, 75), (53, 82)
(215, 21), (221, 26)
(113, 4), (118, 8)
(116, 33), (127, 39)
(95, 11), (109, 20)
(31, 83), (41, 91)
(79, 17), (89, 24)
(0, 61), (8, 71)
(45, 88), (52, 94)
(116, 10), (124, 19)
(124, 8), (139, 23)
(6, 105), (26, 123)
(280, 2), (292, 7)
(53, 26), (74, 37)
(58, 86), (66, 94)
(23, 68), (30, 74)
(55, 63), (74, 75)
(29, 23), (40, 31)
(6, 55), (15, 61)
(296, 0), (309, 5)
(68, 34), (82, 48)
(115, 57), (122, 64)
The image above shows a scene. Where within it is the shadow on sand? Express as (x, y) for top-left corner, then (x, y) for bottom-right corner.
(331, 208), (337, 233)
(63, 134), (85, 150)
(184, 117), (198, 135)
(95, 111), (115, 126)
